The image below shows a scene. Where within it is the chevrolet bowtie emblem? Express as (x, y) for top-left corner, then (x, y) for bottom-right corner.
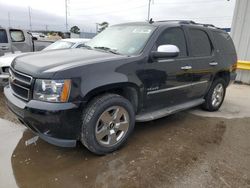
(9, 72), (15, 83)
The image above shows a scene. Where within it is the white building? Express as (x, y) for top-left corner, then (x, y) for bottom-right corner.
(231, 0), (250, 84)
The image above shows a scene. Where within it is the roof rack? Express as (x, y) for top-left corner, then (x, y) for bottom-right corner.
(156, 20), (195, 24)
(192, 22), (221, 29)
(154, 20), (221, 29)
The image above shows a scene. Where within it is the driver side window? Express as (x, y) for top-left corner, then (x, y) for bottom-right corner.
(156, 27), (187, 57)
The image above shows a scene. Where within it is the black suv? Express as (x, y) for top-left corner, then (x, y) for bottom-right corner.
(4, 21), (237, 155)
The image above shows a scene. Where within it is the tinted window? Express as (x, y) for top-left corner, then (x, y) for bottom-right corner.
(189, 29), (212, 56)
(157, 27), (187, 57)
(10, 30), (25, 42)
(212, 31), (235, 54)
(0, 29), (8, 43)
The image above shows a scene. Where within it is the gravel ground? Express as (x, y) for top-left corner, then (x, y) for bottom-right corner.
(0, 84), (250, 188)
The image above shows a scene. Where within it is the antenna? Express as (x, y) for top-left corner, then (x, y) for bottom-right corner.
(147, 0), (152, 21)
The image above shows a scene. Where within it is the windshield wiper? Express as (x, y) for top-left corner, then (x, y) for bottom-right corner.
(93, 46), (121, 55)
(80, 45), (93, 50)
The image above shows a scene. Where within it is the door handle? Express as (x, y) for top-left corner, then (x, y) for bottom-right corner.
(181, 66), (192, 70)
(1, 46), (9, 50)
(209, 62), (218, 66)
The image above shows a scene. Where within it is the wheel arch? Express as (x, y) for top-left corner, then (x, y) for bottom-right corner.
(213, 70), (230, 86)
(82, 82), (142, 113)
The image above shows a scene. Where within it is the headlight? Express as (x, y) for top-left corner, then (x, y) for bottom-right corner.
(33, 79), (71, 102)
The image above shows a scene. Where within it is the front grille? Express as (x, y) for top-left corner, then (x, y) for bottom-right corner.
(9, 68), (33, 101)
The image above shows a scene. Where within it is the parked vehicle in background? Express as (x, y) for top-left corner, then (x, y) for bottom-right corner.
(30, 32), (47, 40)
(4, 20), (237, 155)
(43, 38), (90, 50)
(0, 38), (90, 86)
(0, 27), (53, 57)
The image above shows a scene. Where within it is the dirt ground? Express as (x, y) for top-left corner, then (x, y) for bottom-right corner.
(0, 84), (250, 188)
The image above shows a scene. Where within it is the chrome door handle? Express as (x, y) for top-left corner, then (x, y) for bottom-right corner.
(209, 62), (218, 66)
(181, 66), (192, 70)
(1, 46), (9, 50)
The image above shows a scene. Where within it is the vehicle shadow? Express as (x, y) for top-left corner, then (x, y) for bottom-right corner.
(11, 112), (226, 188)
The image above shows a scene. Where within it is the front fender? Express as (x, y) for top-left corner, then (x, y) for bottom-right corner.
(81, 72), (128, 97)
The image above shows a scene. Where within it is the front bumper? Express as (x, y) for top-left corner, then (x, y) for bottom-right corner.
(4, 86), (83, 147)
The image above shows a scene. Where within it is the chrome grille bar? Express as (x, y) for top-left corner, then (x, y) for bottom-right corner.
(9, 67), (33, 101)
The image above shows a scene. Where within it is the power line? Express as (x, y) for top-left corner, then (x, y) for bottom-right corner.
(68, 0), (232, 20)
(69, 0), (226, 12)
(69, 0), (139, 11)
(70, 4), (147, 17)
(155, 0), (225, 5)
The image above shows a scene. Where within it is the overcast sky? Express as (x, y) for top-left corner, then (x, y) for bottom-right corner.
(0, 0), (236, 32)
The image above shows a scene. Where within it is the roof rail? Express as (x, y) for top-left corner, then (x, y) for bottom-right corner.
(156, 20), (195, 24)
(192, 22), (221, 29)
(155, 20), (221, 29)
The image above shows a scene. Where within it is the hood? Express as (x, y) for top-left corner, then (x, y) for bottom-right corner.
(12, 49), (126, 78)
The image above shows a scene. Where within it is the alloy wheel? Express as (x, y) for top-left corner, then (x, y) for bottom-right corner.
(211, 83), (224, 107)
(95, 106), (130, 147)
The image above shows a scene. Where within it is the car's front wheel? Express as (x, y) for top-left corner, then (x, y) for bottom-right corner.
(81, 94), (135, 155)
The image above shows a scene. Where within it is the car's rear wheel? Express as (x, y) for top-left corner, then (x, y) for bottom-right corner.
(202, 78), (226, 111)
(81, 94), (135, 155)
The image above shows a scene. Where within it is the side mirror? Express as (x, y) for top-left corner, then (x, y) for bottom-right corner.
(151, 45), (180, 59)
(32, 36), (38, 41)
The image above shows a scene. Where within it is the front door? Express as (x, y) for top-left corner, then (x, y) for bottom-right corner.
(9, 29), (32, 53)
(0, 29), (11, 56)
(143, 27), (193, 111)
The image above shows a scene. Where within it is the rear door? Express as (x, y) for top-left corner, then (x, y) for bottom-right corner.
(187, 27), (215, 99)
(0, 29), (11, 56)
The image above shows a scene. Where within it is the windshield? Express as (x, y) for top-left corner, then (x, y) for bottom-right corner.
(43, 41), (75, 51)
(86, 25), (156, 55)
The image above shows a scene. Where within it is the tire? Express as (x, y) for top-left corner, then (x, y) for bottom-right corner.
(202, 78), (226, 111)
(81, 94), (135, 155)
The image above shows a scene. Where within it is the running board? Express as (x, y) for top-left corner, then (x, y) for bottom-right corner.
(136, 99), (205, 122)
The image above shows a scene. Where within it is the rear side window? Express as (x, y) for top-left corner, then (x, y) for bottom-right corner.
(10, 30), (25, 42)
(212, 31), (235, 54)
(189, 29), (212, 56)
(156, 27), (187, 57)
(0, 29), (8, 43)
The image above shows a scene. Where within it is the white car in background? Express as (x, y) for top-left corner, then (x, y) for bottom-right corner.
(0, 38), (90, 86)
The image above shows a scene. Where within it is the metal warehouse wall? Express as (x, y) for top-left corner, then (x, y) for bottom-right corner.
(231, 0), (250, 84)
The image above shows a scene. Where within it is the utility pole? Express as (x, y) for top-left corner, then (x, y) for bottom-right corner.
(95, 23), (99, 33)
(8, 12), (11, 27)
(28, 6), (32, 31)
(65, 0), (68, 32)
(147, 0), (152, 21)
